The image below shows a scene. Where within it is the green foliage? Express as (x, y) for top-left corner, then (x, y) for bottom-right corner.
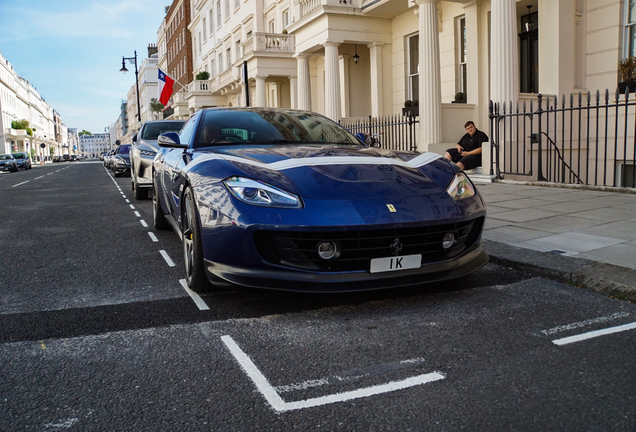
(11, 119), (33, 135)
(30, 149), (36, 159)
(149, 98), (165, 113)
(49, 147), (55, 156)
(195, 71), (210, 80)
(79, 130), (92, 136)
(619, 56), (636, 82)
(404, 100), (412, 108)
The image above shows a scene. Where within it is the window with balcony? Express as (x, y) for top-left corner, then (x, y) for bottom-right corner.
(219, 53), (224, 72)
(236, 40), (241, 59)
(269, 20), (275, 33)
(199, 32), (203, 54)
(283, 9), (289, 29)
(211, 59), (216, 77)
(407, 34), (419, 102)
(227, 48), (232, 67)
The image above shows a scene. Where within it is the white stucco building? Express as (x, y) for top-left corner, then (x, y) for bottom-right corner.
(79, 133), (111, 158)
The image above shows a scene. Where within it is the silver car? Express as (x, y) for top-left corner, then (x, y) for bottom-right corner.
(130, 120), (185, 199)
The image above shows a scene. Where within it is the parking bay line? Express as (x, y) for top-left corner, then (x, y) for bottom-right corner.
(552, 322), (636, 346)
(140, 220), (148, 227)
(179, 279), (209, 310)
(148, 232), (158, 242)
(35, 175), (44, 180)
(11, 181), (29, 187)
(159, 250), (175, 267)
(221, 335), (445, 413)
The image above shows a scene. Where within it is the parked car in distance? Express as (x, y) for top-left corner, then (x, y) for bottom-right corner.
(53, 155), (62, 162)
(0, 154), (19, 173)
(62, 154), (70, 162)
(153, 107), (488, 293)
(112, 144), (131, 177)
(12, 152), (32, 170)
(103, 149), (114, 169)
(131, 120), (185, 199)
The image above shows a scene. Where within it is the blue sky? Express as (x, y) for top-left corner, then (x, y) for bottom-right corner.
(0, 0), (167, 134)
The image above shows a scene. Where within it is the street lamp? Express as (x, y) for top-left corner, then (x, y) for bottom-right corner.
(120, 51), (142, 124)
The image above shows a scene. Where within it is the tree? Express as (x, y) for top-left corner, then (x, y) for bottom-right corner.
(195, 71), (210, 80)
(149, 98), (165, 113)
(78, 130), (92, 136)
(11, 119), (33, 136)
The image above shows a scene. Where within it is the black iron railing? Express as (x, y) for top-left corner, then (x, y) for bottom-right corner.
(490, 90), (636, 188)
(341, 114), (419, 152)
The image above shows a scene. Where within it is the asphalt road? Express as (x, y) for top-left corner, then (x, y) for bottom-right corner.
(0, 162), (635, 431)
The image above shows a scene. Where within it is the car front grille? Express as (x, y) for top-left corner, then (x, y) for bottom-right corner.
(254, 217), (484, 272)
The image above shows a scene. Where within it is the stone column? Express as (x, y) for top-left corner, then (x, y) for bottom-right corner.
(289, 76), (297, 109)
(463, 1), (481, 105)
(296, 55), (312, 111)
(255, 76), (267, 107)
(490, 0), (519, 107)
(368, 42), (384, 117)
(339, 55), (350, 118)
(416, 0), (442, 151)
(323, 42), (342, 121)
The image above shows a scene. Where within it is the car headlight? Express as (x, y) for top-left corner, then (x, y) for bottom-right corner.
(115, 156), (127, 164)
(224, 177), (303, 208)
(139, 149), (156, 157)
(446, 172), (476, 200)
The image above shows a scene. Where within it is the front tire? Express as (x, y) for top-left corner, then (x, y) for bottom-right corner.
(182, 187), (212, 292)
(152, 177), (170, 230)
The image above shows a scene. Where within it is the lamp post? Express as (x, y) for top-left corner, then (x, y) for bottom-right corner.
(120, 51), (141, 124)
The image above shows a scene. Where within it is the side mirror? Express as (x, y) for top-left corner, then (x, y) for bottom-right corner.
(158, 132), (187, 148)
(132, 134), (138, 143)
(116, 140), (121, 145)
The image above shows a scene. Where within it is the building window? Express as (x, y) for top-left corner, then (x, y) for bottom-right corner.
(211, 59), (216, 77)
(457, 17), (467, 97)
(408, 34), (419, 102)
(193, 37), (197, 57)
(269, 19), (275, 33)
(625, 1), (636, 57)
(283, 9), (290, 29)
(236, 40), (241, 59)
(199, 32), (203, 53)
(203, 18), (207, 40)
(225, 0), (230, 19)
(210, 10), (215, 34)
(519, 9), (538, 93)
(217, 1), (222, 27)
(219, 53), (224, 72)
(235, 0), (239, 10)
(227, 48), (232, 66)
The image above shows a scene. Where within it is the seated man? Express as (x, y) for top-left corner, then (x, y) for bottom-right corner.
(444, 121), (488, 170)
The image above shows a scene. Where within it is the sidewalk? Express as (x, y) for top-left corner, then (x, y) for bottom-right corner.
(475, 181), (636, 301)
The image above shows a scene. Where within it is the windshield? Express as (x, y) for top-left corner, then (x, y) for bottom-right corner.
(12, 153), (26, 159)
(141, 122), (185, 140)
(194, 109), (361, 148)
(0, 154), (12, 160)
(118, 145), (130, 154)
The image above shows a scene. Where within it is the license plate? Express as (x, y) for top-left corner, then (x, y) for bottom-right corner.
(370, 254), (422, 273)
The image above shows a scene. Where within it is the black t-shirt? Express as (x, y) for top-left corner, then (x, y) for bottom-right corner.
(458, 130), (489, 152)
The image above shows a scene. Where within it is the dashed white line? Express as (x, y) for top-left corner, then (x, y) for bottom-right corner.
(134, 211), (141, 217)
(221, 335), (445, 413)
(11, 181), (29, 187)
(148, 232), (158, 242)
(179, 279), (210, 310)
(140, 220), (148, 227)
(35, 175), (44, 180)
(129, 204), (135, 209)
(552, 322), (636, 346)
(125, 199), (130, 203)
(159, 250), (175, 267)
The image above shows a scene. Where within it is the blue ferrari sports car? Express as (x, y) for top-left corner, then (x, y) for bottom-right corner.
(153, 108), (488, 292)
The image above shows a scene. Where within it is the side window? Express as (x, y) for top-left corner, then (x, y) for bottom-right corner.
(179, 114), (199, 145)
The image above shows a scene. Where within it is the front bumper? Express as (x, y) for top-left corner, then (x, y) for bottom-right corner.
(204, 246), (488, 292)
(113, 163), (131, 175)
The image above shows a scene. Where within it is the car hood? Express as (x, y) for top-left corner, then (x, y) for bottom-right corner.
(137, 139), (160, 152)
(190, 145), (455, 199)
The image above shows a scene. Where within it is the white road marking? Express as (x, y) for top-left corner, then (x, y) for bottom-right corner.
(541, 312), (630, 336)
(125, 199), (130, 203)
(46, 172), (53, 175)
(552, 322), (636, 346)
(148, 232), (158, 242)
(179, 279), (210, 310)
(134, 211), (141, 217)
(11, 181), (29, 187)
(159, 250), (175, 267)
(129, 204), (135, 209)
(140, 220), (148, 227)
(221, 335), (445, 412)
(35, 175), (44, 180)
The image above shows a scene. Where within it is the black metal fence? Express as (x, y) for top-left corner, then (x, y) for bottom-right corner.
(340, 114), (419, 152)
(490, 90), (636, 188)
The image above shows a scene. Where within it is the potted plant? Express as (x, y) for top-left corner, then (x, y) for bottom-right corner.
(452, 92), (466, 103)
(618, 56), (636, 94)
(402, 99), (419, 116)
(195, 71), (210, 81)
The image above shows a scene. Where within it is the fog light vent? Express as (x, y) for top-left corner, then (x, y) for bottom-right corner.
(317, 241), (340, 260)
(442, 232), (455, 250)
